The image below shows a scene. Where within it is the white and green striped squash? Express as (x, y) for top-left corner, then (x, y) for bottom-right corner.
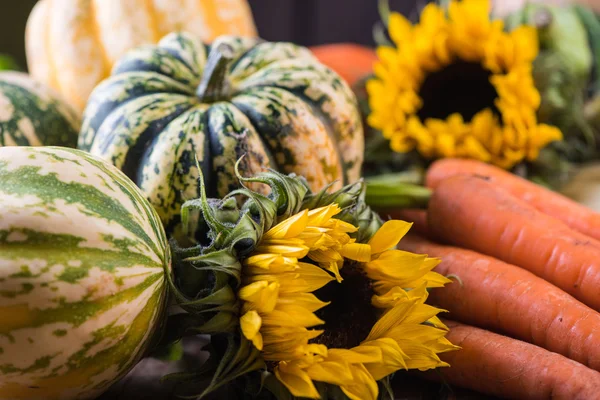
(78, 32), (364, 235)
(0, 72), (80, 148)
(0, 147), (170, 400)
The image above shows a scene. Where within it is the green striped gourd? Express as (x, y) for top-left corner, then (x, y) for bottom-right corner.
(78, 32), (364, 235)
(0, 72), (80, 147)
(0, 147), (170, 400)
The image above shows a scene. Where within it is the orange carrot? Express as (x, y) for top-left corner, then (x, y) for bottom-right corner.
(433, 320), (600, 400)
(310, 43), (377, 86)
(427, 175), (600, 312)
(400, 234), (600, 371)
(426, 158), (600, 242)
(381, 209), (429, 237)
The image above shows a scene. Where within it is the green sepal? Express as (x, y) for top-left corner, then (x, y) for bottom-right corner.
(183, 249), (243, 287)
(220, 211), (262, 256)
(236, 166), (310, 221)
(303, 179), (384, 243)
(158, 314), (211, 345)
(192, 310), (238, 334)
(184, 334), (265, 399)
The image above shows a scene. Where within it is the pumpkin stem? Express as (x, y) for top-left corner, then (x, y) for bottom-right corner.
(196, 43), (235, 103)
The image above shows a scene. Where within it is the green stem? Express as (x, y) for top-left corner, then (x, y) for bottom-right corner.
(378, 0), (391, 27)
(365, 173), (431, 210)
(573, 4), (600, 94)
(196, 43), (235, 103)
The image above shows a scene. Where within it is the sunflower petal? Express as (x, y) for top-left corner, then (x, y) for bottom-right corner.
(395, 340), (449, 371)
(362, 338), (408, 380)
(366, 298), (419, 341)
(277, 292), (330, 313)
(327, 347), (383, 364)
(307, 361), (354, 386)
(340, 364), (379, 400)
(255, 243), (310, 258)
(262, 305), (324, 328)
(368, 220), (413, 254)
(239, 281), (280, 313)
(307, 204), (342, 225)
(240, 311), (263, 350)
(341, 243), (372, 262)
(275, 362), (321, 399)
(263, 210), (309, 240)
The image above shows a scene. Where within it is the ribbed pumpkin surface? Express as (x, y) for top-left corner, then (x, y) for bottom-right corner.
(0, 147), (170, 400)
(26, 0), (257, 111)
(79, 33), (364, 235)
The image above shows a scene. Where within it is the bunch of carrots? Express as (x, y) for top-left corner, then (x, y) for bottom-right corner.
(386, 159), (600, 399)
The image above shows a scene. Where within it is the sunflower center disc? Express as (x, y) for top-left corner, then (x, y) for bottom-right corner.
(417, 61), (500, 122)
(311, 262), (377, 349)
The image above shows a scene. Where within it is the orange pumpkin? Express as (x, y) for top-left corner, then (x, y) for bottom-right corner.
(310, 43), (377, 87)
(26, 0), (257, 111)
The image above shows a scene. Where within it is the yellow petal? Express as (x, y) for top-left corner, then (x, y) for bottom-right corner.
(371, 287), (410, 309)
(327, 347), (383, 364)
(254, 243), (310, 258)
(308, 248), (344, 264)
(362, 338), (408, 380)
(320, 261), (343, 283)
(388, 12), (413, 45)
(395, 340), (449, 371)
(239, 281), (280, 313)
(368, 220), (413, 254)
(251, 332), (264, 350)
(244, 253), (283, 270)
(387, 323), (450, 345)
(240, 311), (263, 350)
(340, 364), (379, 400)
(366, 298), (418, 341)
(253, 263), (335, 294)
(341, 243), (372, 262)
(307, 361), (354, 387)
(262, 305), (324, 328)
(295, 262), (336, 292)
(277, 292), (330, 313)
(402, 303), (447, 326)
(263, 210), (309, 240)
(245, 257), (298, 275)
(307, 204), (342, 226)
(327, 219), (359, 234)
(275, 362), (320, 399)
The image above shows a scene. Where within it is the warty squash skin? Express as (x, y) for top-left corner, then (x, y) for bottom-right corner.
(26, 0), (257, 111)
(0, 146), (170, 400)
(78, 33), (364, 236)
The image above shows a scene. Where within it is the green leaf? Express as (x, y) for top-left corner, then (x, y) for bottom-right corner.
(0, 54), (20, 71)
(152, 340), (185, 362)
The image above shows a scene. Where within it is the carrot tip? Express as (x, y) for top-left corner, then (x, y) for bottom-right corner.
(445, 274), (464, 287)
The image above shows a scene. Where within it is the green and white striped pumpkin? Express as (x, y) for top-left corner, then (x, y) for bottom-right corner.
(0, 147), (170, 400)
(78, 32), (364, 234)
(0, 72), (80, 147)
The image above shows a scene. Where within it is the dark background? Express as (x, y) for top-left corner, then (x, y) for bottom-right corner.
(0, 0), (423, 70)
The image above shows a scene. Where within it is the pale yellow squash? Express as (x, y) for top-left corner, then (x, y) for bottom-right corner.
(25, 0), (257, 111)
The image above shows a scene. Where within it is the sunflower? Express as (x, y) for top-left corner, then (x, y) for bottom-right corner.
(367, 0), (563, 169)
(167, 168), (457, 399)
